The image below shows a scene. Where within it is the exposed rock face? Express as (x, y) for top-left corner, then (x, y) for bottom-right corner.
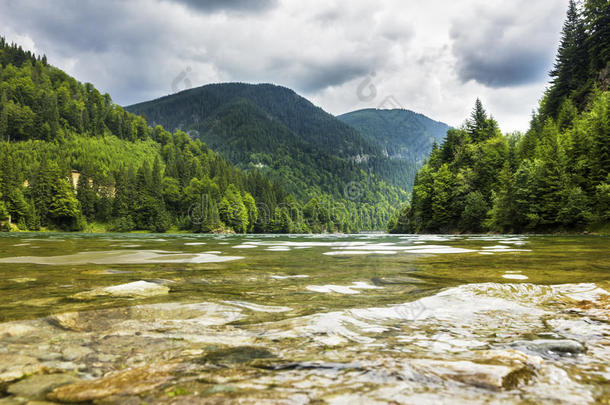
(47, 363), (177, 403)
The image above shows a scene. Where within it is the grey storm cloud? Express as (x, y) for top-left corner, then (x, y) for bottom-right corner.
(450, 1), (564, 88)
(451, 38), (551, 88)
(163, 0), (278, 13)
(299, 63), (372, 93)
(266, 58), (375, 93)
(0, 0), (569, 131)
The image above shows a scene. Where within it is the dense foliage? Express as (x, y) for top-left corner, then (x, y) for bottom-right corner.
(0, 37), (376, 233)
(338, 108), (450, 188)
(389, 0), (609, 234)
(127, 83), (410, 230)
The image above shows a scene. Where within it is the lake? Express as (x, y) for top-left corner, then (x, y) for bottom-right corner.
(0, 233), (608, 404)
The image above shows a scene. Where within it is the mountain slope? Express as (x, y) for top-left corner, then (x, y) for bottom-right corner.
(338, 108), (449, 164)
(126, 83), (408, 217)
(127, 83), (378, 159)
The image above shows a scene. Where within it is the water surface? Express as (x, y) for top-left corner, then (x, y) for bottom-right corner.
(0, 233), (608, 404)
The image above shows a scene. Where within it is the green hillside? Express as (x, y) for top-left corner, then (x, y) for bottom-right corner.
(338, 108), (450, 188)
(0, 37), (359, 234)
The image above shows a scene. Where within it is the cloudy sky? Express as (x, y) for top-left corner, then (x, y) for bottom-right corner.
(1, 0), (568, 131)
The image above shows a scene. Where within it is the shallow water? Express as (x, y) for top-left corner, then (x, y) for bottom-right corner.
(0, 233), (608, 404)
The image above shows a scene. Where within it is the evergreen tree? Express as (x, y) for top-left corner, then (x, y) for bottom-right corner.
(76, 173), (96, 222)
(430, 164), (454, 231)
(48, 176), (82, 231)
(544, 0), (590, 118)
(584, 0), (610, 75)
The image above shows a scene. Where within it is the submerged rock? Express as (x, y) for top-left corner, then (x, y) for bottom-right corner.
(61, 346), (94, 361)
(0, 321), (38, 338)
(72, 280), (170, 299)
(511, 339), (584, 357)
(409, 359), (534, 391)
(7, 373), (80, 400)
(47, 310), (127, 332)
(0, 354), (45, 384)
(0, 398), (26, 405)
(198, 346), (275, 365)
(255, 361), (363, 371)
(47, 363), (176, 402)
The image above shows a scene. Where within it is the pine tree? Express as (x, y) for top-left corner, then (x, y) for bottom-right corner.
(584, 0), (610, 75)
(467, 98), (488, 142)
(48, 176), (82, 231)
(0, 88), (7, 140)
(487, 163), (516, 232)
(30, 156), (55, 226)
(544, 0), (589, 118)
(430, 164), (454, 231)
(76, 173), (96, 222)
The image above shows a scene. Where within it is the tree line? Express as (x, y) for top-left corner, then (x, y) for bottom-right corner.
(390, 0), (609, 234)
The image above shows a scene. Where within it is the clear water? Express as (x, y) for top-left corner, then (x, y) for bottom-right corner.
(0, 233), (608, 404)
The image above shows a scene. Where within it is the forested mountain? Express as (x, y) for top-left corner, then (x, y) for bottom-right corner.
(389, 0), (609, 234)
(338, 108), (449, 188)
(0, 37), (376, 234)
(127, 83), (409, 228)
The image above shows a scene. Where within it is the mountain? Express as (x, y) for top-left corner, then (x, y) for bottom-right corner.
(127, 83), (377, 160)
(338, 108), (450, 190)
(126, 83), (409, 229)
(338, 109), (449, 163)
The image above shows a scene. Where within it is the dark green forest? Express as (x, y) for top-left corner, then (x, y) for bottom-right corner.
(389, 0), (609, 234)
(0, 37), (382, 234)
(338, 108), (450, 189)
(127, 83), (411, 230)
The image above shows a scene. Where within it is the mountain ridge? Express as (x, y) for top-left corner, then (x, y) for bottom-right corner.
(338, 108), (450, 162)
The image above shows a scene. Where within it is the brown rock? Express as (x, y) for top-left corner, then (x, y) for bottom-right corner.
(7, 373), (80, 400)
(47, 363), (176, 403)
(0, 355), (45, 384)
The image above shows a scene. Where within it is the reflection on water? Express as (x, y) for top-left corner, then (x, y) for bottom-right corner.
(0, 233), (608, 404)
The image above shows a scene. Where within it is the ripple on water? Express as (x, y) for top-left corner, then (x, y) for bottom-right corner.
(223, 301), (292, 313)
(271, 275), (309, 280)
